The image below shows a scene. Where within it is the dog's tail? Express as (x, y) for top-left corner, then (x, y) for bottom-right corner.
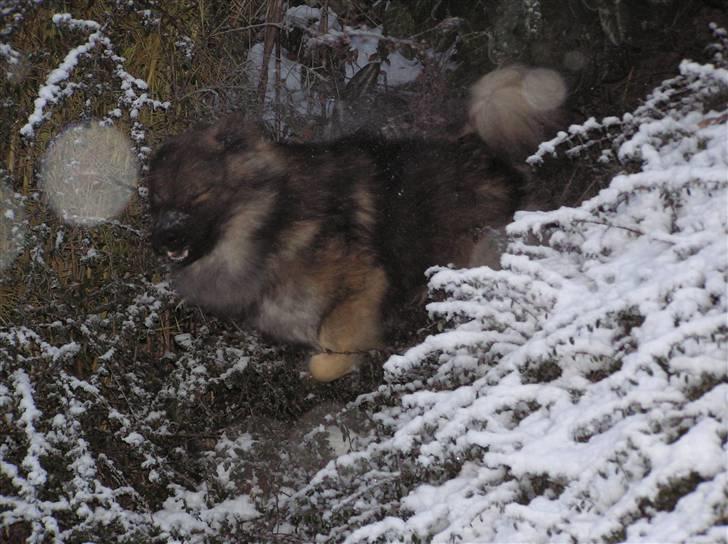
(468, 65), (567, 161)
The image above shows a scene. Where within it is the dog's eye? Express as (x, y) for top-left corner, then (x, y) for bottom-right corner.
(191, 188), (212, 204)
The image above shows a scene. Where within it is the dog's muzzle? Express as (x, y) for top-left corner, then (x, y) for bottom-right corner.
(152, 210), (192, 262)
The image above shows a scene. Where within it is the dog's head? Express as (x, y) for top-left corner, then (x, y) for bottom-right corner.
(148, 117), (283, 265)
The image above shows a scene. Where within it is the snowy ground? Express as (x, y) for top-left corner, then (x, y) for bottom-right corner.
(1, 4), (727, 544)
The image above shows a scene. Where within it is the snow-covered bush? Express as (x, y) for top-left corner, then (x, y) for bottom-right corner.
(0, 275), (305, 542)
(286, 26), (728, 543)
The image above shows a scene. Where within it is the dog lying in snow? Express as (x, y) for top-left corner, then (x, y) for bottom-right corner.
(148, 65), (566, 381)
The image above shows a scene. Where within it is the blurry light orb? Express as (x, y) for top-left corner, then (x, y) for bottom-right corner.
(0, 182), (26, 271)
(40, 123), (138, 226)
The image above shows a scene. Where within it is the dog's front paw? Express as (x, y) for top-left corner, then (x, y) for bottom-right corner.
(308, 352), (360, 382)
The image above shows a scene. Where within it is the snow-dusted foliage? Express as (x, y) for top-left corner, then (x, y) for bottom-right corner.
(287, 29), (728, 542)
(18, 12), (168, 161)
(0, 276), (285, 542)
(0, 172), (26, 271)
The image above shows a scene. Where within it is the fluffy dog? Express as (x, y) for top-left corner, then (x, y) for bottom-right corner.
(148, 65), (566, 381)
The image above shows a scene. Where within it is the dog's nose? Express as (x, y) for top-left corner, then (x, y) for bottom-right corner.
(157, 228), (184, 248)
(152, 210), (191, 252)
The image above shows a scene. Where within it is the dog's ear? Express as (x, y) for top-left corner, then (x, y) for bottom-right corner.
(213, 113), (254, 151)
(210, 115), (285, 182)
(149, 139), (177, 169)
(197, 114), (257, 154)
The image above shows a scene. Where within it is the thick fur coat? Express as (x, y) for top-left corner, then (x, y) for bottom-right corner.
(148, 65), (566, 381)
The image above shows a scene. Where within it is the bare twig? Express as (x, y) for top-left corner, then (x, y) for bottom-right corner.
(256, 0), (284, 105)
(212, 21), (284, 37)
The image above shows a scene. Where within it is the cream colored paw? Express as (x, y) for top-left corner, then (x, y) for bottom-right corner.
(308, 353), (359, 382)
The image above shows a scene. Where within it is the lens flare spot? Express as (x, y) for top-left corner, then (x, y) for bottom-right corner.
(40, 123), (139, 226)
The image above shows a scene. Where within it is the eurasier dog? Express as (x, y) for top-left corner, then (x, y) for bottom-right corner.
(148, 66), (566, 381)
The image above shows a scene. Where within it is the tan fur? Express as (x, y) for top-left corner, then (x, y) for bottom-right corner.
(254, 252), (330, 347)
(278, 220), (321, 260)
(311, 262), (388, 382)
(191, 191), (213, 205)
(225, 139), (287, 178)
(353, 186), (376, 231)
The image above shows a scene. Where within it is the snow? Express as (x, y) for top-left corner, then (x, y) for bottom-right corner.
(0, 42), (20, 66)
(12, 370), (49, 488)
(285, 5), (341, 32)
(154, 484), (259, 543)
(122, 432), (145, 447)
(282, 3), (423, 87)
(51, 13), (100, 31)
(342, 26), (423, 87)
(246, 41), (317, 124)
